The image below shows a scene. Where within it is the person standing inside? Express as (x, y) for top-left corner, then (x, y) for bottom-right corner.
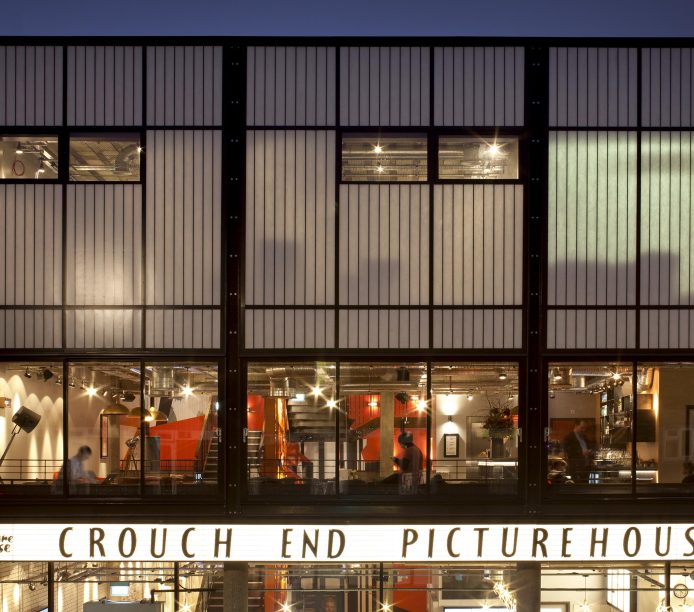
(563, 420), (595, 484)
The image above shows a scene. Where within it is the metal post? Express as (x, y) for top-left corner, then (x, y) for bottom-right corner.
(47, 561), (55, 612)
(223, 562), (249, 612)
(514, 562), (541, 612)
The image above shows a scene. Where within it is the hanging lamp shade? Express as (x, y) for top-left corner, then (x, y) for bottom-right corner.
(100, 402), (129, 416)
(128, 405), (167, 423)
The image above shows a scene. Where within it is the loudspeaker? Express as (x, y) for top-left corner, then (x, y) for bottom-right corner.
(12, 406), (41, 433)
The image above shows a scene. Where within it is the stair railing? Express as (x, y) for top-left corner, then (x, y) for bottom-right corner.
(195, 405), (219, 476)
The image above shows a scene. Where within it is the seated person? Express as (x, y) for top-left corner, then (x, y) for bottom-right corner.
(53, 446), (98, 491)
(682, 461), (694, 484)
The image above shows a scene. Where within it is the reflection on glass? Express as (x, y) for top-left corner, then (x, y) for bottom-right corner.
(0, 363), (63, 495)
(547, 363), (633, 489)
(439, 135), (519, 180)
(0, 135), (59, 179)
(341, 134), (427, 182)
(66, 361), (140, 496)
(144, 362), (219, 495)
(247, 362), (337, 496)
(431, 363), (518, 494)
(340, 363), (427, 495)
(636, 363), (694, 491)
(69, 133), (141, 181)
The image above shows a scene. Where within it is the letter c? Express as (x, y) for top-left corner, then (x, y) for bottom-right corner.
(59, 528), (73, 558)
(182, 528), (196, 559)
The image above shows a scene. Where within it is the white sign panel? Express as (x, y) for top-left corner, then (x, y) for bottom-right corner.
(0, 523), (692, 562)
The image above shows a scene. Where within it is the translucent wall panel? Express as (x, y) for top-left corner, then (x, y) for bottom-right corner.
(549, 48), (637, 127)
(641, 132), (694, 305)
(247, 47), (336, 126)
(67, 46), (143, 125)
(0, 309), (61, 349)
(65, 309), (141, 349)
(146, 130), (222, 307)
(245, 130), (336, 306)
(434, 47), (524, 126)
(433, 184), (523, 306)
(147, 46), (222, 126)
(145, 308), (220, 349)
(640, 310), (694, 349)
(338, 184), (429, 306)
(0, 46), (63, 125)
(547, 131), (637, 306)
(0, 185), (62, 306)
(643, 48), (694, 127)
(339, 47), (430, 126)
(432, 308), (522, 349)
(547, 309), (637, 349)
(245, 309), (335, 349)
(66, 185), (142, 306)
(338, 309), (428, 348)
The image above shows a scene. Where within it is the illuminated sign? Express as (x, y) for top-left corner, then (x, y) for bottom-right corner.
(0, 524), (692, 562)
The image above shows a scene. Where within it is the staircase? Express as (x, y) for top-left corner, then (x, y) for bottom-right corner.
(286, 399), (346, 440)
(203, 435), (219, 482)
(246, 430), (262, 478)
(203, 567), (264, 611)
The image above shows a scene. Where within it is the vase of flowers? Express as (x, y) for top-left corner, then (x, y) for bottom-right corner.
(482, 397), (516, 458)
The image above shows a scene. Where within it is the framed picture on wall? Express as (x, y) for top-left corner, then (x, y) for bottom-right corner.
(100, 414), (109, 458)
(443, 433), (460, 458)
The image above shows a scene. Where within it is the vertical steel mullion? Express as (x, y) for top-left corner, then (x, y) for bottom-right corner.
(141, 44), (148, 350)
(632, 361), (638, 495)
(425, 360), (432, 491)
(335, 359), (341, 497)
(635, 47), (643, 351)
(61, 45), (68, 351)
(139, 356), (145, 497)
(428, 45), (435, 349)
(61, 360), (69, 497)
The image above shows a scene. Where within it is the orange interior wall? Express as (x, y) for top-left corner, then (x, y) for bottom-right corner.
(247, 394), (265, 430)
(149, 415), (205, 460)
(393, 566), (430, 612)
(362, 429), (427, 463)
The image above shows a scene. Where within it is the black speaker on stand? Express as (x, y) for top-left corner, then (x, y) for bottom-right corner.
(0, 406), (42, 480)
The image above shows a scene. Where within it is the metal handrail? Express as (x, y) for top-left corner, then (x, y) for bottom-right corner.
(0, 458), (63, 483)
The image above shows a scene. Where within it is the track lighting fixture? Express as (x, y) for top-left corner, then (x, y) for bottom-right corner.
(40, 368), (53, 381)
(24, 368), (32, 379)
(498, 371), (507, 381)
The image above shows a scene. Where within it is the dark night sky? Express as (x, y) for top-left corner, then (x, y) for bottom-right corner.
(1, 0), (693, 37)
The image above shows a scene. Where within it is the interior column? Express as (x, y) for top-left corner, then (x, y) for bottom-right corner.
(513, 562), (541, 612)
(223, 562), (248, 612)
(379, 392), (395, 479)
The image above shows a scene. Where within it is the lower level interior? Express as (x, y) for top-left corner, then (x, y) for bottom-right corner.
(1, 561), (689, 611)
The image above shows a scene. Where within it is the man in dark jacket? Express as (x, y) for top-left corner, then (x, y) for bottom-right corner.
(563, 420), (595, 484)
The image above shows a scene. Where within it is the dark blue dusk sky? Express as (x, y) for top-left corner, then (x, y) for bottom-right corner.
(1, 0), (693, 37)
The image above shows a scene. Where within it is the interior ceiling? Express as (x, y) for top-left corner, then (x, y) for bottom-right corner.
(341, 134), (427, 182)
(0, 135), (59, 178)
(69, 135), (140, 182)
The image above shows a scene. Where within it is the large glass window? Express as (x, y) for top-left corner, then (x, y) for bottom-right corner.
(144, 362), (220, 496)
(439, 135), (519, 180)
(341, 134), (427, 182)
(431, 362), (519, 495)
(69, 133), (141, 182)
(547, 362), (633, 491)
(0, 135), (59, 179)
(247, 362), (337, 496)
(0, 362), (63, 496)
(339, 362), (427, 496)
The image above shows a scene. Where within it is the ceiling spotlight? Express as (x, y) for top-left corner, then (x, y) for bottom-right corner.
(488, 143), (499, 155)
(55, 376), (62, 385)
(310, 385), (322, 398)
(1, 397), (10, 409)
(326, 399), (337, 409)
(373, 144), (383, 154)
(28, 582), (36, 591)
(498, 371), (507, 380)
(416, 399), (427, 412)
(24, 368), (32, 379)
(68, 378), (76, 388)
(376, 164), (385, 173)
(136, 146), (143, 153)
(102, 389), (110, 397)
(467, 393), (474, 401)
(379, 603), (393, 612)
(551, 367), (563, 381)
(612, 372), (622, 381)
(508, 392), (515, 399)
(182, 384), (193, 398)
(15, 147), (23, 155)
(37, 165), (45, 173)
(41, 368), (54, 381)
(279, 603), (292, 612)
(86, 385), (97, 398)
(122, 391), (136, 403)
(367, 396), (379, 408)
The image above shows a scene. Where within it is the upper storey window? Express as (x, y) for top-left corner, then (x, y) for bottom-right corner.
(69, 133), (141, 182)
(341, 134), (427, 182)
(438, 135), (519, 180)
(0, 135), (59, 180)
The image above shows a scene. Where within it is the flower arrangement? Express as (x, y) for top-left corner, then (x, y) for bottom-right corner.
(482, 396), (515, 439)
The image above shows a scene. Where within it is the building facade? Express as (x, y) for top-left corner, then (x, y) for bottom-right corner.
(1, 37), (694, 611)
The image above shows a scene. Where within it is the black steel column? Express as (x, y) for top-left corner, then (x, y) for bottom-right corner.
(47, 561), (55, 612)
(524, 44), (550, 511)
(225, 43), (246, 514)
(223, 561), (249, 612)
(514, 562), (541, 612)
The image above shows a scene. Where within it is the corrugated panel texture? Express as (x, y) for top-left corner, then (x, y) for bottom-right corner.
(146, 130), (222, 306)
(548, 131), (637, 306)
(245, 309), (335, 349)
(147, 46), (222, 126)
(65, 309), (141, 349)
(146, 309), (220, 349)
(640, 310), (694, 349)
(643, 48), (694, 127)
(340, 47), (430, 126)
(641, 132), (694, 306)
(0, 310), (61, 349)
(0, 46), (63, 125)
(547, 309), (637, 349)
(549, 48), (638, 127)
(67, 46), (143, 125)
(338, 309), (428, 349)
(247, 47), (336, 126)
(433, 309), (522, 349)
(65, 185), (142, 306)
(338, 185), (429, 306)
(245, 130), (336, 306)
(433, 185), (522, 306)
(0, 185), (62, 306)
(434, 47), (524, 126)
